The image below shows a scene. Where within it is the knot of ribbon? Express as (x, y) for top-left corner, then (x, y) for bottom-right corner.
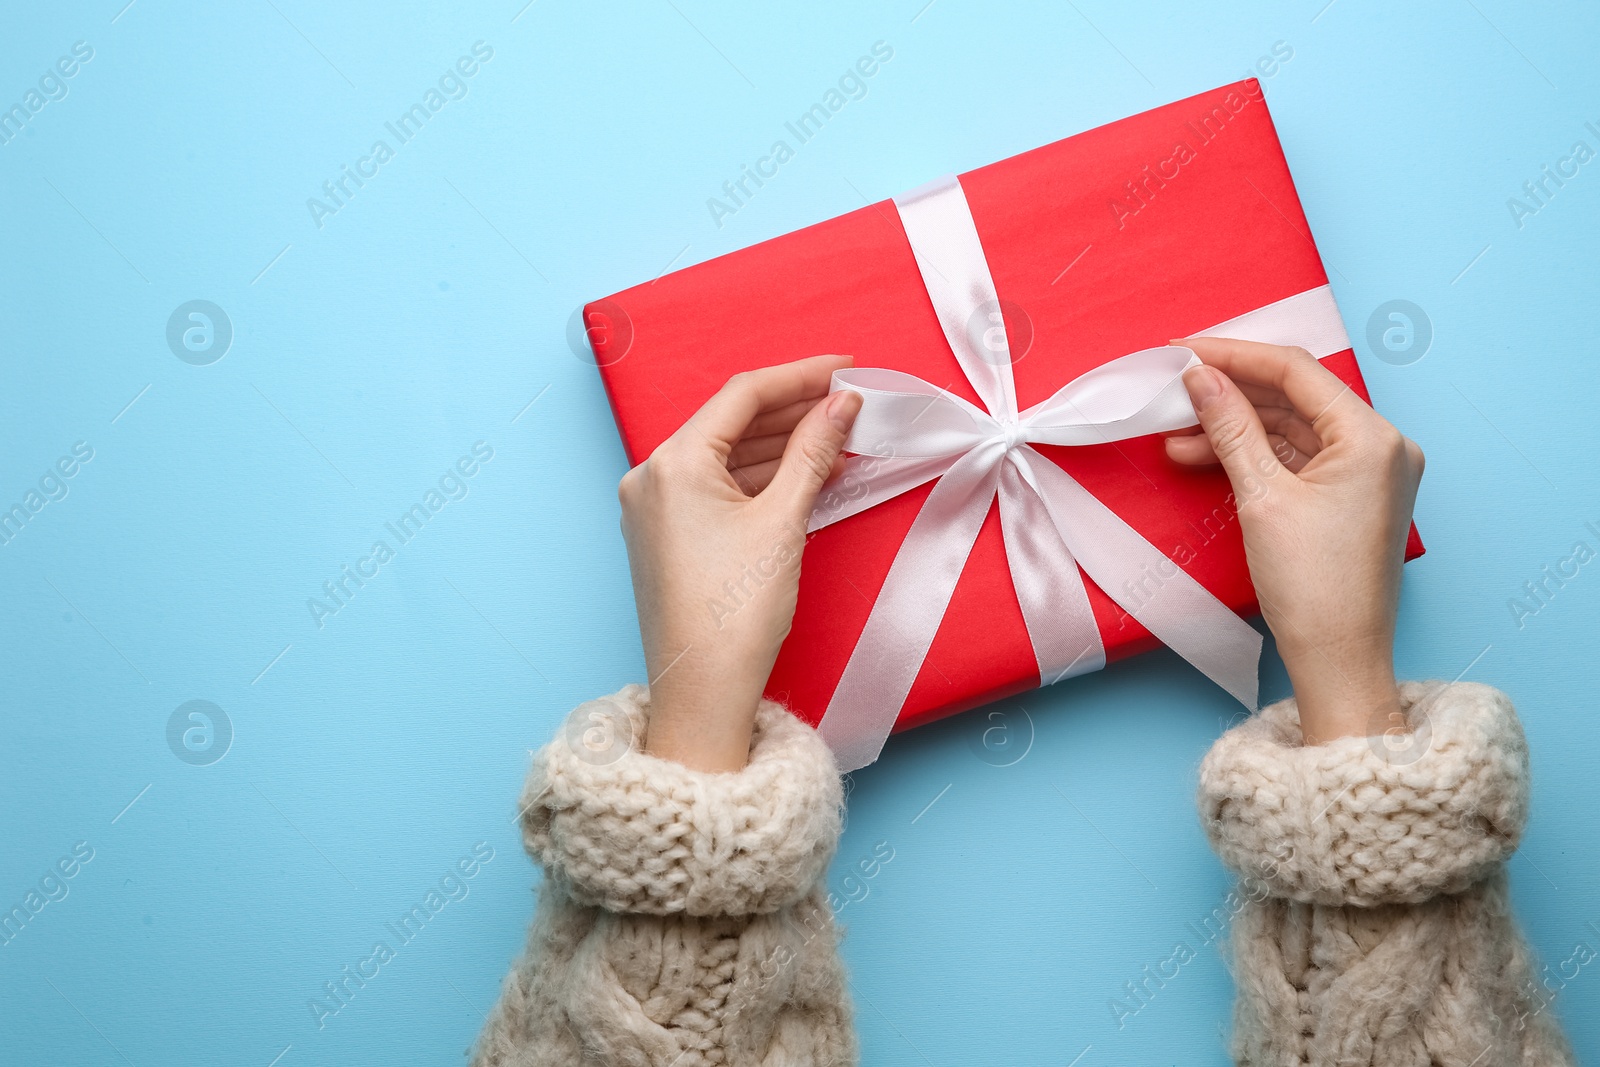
(805, 174), (1353, 772)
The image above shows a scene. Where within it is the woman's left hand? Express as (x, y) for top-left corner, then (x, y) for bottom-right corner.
(617, 355), (862, 772)
(1164, 338), (1424, 744)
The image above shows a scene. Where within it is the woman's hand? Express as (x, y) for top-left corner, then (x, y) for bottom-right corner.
(617, 355), (862, 772)
(1165, 339), (1424, 745)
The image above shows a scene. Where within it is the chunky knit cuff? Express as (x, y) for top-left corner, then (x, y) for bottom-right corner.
(520, 684), (844, 917)
(1198, 681), (1530, 907)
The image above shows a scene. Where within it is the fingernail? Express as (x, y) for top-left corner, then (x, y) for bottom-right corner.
(1183, 365), (1222, 410)
(826, 391), (859, 432)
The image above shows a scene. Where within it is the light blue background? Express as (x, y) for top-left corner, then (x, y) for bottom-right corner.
(3, 1), (1597, 1063)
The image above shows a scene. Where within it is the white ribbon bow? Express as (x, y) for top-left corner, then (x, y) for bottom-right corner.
(805, 174), (1352, 771)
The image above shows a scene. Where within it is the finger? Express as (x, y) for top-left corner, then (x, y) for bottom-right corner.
(682, 355), (853, 454)
(1255, 407), (1324, 461)
(729, 458), (782, 496)
(1179, 376), (1288, 409)
(727, 431), (792, 469)
(1236, 380), (1291, 409)
(1164, 432), (1219, 465)
(1170, 406), (1310, 436)
(731, 449), (850, 496)
(1165, 430), (1313, 472)
(764, 389), (863, 520)
(1166, 405), (1320, 461)
(1267, 434), (1313, 474)
(1181, 364), (1281, 491)
(1174, 337), (1374, 444)
(745, 396), (824, 438)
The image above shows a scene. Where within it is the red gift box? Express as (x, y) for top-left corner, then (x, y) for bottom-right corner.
(586, 79), (1423, 740)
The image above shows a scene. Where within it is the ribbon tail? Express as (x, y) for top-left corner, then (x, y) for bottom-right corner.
(995, 456), (1106, 686)
(1025, 455), (1262, 708)
(816, 449), (1001, 771)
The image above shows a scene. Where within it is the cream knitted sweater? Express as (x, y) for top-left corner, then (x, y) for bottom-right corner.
(472, 681), (1569, 1065)
(1198, 681), (1572, 1065)
(471, 685), (855, 1066)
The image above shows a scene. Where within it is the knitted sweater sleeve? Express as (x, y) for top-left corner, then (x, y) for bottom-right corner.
(472, 685), (856, 1066)
(521, 683), (845, 915)
(1197, 681), (1529, 907)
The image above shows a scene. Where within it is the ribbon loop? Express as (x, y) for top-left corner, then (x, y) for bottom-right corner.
(832, 368), (993, 458)
(1021, 346), (1204, 445)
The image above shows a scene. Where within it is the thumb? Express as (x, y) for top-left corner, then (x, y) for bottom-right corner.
(1183, 365), (1278, 491)
(765, 390), (862, 521)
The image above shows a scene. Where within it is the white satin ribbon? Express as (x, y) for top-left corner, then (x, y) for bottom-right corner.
(806, 174), (1352, 772)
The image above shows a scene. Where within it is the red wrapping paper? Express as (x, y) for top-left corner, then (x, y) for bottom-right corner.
(586, 79), (1424, 735)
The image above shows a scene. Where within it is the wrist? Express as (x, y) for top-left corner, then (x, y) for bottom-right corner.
(643, 671), (762, 773)
(1281, 645), (1402, 746)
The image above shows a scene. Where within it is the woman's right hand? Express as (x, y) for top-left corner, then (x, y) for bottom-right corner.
(1164, 339), (1425, 745)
